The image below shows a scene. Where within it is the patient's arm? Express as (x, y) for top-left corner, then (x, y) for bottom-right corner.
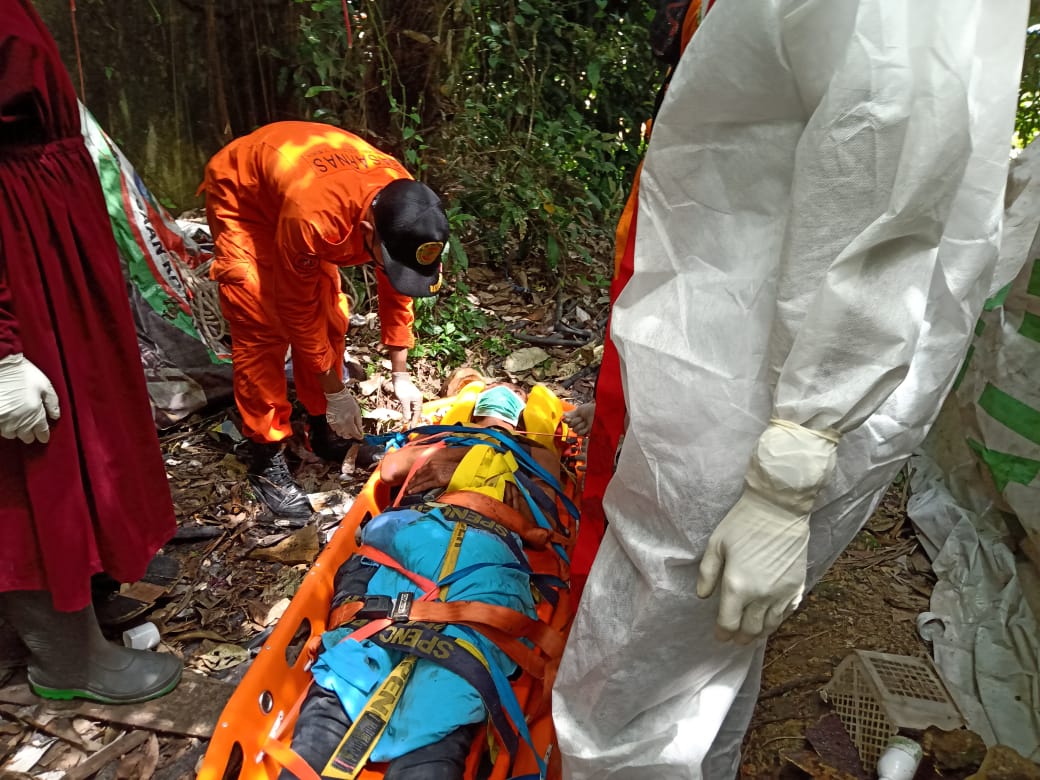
(379, 445), (467, 493)
(380, 434), (563, 524)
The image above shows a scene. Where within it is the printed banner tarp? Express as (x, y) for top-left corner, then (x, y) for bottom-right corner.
(79, 105), (233, 428)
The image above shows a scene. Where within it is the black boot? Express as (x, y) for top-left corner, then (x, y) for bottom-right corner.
(0, 591), (182, 704)
(244, 441), (313, 518)
(306, 414), (358, 462)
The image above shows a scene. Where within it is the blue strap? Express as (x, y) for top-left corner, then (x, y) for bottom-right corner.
(425, 507), (563, 605)
(400, 425), (578, 520)
(457, 626), (548, 780)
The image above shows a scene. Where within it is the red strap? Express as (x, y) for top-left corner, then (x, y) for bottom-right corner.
(391, 442), (446, 507)
(68, 0), (86, 100)
(356, 545), (439, 593)
(340, 0), (353, 48)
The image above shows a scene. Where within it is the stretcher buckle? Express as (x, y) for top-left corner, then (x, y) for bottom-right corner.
(355, 595), (393, 620)
(390, 592), (414, 623)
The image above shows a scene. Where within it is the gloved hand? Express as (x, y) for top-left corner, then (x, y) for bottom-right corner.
(392, 372), (423, 425)
(0, 354), (61, 444)
(324, 385), (364, 440)
(696, 419), (839, 644)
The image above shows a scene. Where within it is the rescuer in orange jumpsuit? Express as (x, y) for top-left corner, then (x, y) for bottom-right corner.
(201, 122), (448, 516)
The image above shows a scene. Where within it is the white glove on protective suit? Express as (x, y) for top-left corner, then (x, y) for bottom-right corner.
(696, 419), (839, 643)
(392, 372), (423, 425)
(0, 354), (61, 444)
(324, 385), (364, 440)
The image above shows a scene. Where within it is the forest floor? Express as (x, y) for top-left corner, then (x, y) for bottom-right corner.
(0, 265), (945, 779)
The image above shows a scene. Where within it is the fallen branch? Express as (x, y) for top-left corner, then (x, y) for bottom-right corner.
(0, 704), (98, 752)
(63, 730), (151, 780)
(561, 363), (599, 388)
(758, 673), (830, 700)
(512, 333), (589, 347)
(763, 629), (834, 670)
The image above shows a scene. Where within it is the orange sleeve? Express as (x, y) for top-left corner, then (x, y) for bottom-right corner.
(680, 0), (703, 51)
(274, 215), (341, 375)
(375, 265), (415, 348)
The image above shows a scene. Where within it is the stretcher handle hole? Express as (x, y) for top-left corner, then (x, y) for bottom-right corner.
(259, 690), (274, 714)
(285, 617), (312, 667)
(220, 741), (243, 780)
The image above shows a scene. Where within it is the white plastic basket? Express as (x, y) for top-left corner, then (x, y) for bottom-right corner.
(820, 650), (963, 771)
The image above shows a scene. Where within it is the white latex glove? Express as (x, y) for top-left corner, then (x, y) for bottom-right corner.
(392, 372), (423, 425)
(0, 354), (61, 444)
(696, 419), (839, 644)
(324, 385), (364, 440)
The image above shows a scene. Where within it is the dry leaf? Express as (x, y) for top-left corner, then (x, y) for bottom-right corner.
(115, 732), (159, 779)
(503, 347), (550, 373)
(194, 642), (249, 672)
(248, 524), (319, 565)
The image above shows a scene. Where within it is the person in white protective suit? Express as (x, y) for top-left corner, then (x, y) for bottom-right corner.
(552, 2), (1028, 778)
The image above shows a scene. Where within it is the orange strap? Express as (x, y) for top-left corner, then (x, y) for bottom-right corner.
(259, 634), (325, 780)
(328, 599), (550, 683)
(264, 737), (323, 780)
(436, 491), (568, 550)
(330, 598), (564, 658)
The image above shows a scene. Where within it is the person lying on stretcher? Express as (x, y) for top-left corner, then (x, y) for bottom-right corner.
(277, 384), (572, 780)
(379, 383), (561, 519)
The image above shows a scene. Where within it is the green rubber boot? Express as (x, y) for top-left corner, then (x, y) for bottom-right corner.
(0, 590), (182, 704)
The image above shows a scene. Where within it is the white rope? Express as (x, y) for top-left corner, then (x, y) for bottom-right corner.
(174, 256), (229, 357)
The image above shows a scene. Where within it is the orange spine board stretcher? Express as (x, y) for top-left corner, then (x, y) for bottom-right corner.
(197, 390), (581, 780)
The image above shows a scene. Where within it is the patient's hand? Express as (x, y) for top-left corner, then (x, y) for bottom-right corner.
(404, 448), (467, 494)
(562, 402), (595, 436)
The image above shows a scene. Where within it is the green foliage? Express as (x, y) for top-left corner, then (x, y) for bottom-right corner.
(410, 281), (513, 368)
(1018, 23), (1040, 147)
(283, 0), (660, 286)
(444, 0), (659, 277)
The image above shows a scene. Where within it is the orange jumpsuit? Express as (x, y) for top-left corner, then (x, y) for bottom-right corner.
(201, 122), (416, 443)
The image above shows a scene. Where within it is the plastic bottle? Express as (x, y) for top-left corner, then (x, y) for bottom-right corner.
(122, 621), (161, 650)
(877, 735), (922, 780)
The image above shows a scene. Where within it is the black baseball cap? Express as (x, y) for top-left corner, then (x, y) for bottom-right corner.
(372, 179), (449, 298)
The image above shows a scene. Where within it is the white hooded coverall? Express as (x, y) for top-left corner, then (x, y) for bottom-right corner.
(552, 1), (1028, 778)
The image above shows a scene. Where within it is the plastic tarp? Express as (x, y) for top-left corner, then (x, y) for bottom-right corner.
(78, 104), (232, 428)
(908, 141), (1040, 761)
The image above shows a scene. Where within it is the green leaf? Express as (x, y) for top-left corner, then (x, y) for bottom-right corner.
(449, 239), (470, 271)
(546, 234), (560, 270)
(587, 60), (601, 89)
(304, 85), (335, 98)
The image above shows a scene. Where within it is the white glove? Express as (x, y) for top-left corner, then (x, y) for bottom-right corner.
(0, 354), (61, 444)
(696, 419), (839, 644)
(324, 385), (364, 440)
(392, 372), (423, 425)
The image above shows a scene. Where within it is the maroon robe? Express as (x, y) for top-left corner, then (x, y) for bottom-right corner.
(0, 0), (176, 611)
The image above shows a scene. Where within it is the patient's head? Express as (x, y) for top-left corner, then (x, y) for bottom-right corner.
(472, 384), (527, 429)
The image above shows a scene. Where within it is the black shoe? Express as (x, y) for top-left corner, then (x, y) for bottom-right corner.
(306, 415), (359, 462)
(355, 443), (386, 471)
(244, 442), (312, 518)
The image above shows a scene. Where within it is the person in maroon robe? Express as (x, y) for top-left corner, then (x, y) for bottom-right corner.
(0, 0), (181, 702)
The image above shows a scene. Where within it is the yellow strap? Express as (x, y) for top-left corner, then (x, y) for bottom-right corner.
(445, 444), (519, 501)
(320, 655), (418, 779)
(522, 384), (565, 452)
(438, 521), (467, 600)
(322, 520), (469, 778)
(438, 381), (485, 425)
